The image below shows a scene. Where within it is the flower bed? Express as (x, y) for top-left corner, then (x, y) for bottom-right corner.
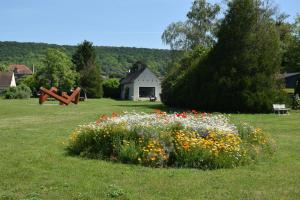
(66, 111), (276, 169)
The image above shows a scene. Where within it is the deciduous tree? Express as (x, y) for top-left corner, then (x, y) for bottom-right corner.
(35, 48), (76, 91)
(162, 0), (220, 50)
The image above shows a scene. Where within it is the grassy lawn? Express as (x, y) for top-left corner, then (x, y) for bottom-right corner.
(0, 99), (299, 200)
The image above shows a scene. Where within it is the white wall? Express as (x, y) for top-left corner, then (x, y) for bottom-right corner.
(133, 68), (161, 101)
(10, 73), (16, 87)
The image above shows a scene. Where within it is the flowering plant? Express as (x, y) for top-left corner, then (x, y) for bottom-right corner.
(66, 111), (275, 169)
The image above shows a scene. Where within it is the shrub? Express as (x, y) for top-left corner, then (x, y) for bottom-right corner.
(4, 84), (32, 99)
(66, 111), (275, 169)
(293, 94), (300, 109)
(103, 78), (120, 99)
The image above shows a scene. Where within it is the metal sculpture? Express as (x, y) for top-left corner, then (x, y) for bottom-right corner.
(39, 87), (81, 105)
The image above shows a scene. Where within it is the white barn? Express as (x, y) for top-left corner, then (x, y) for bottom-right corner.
(120, 66), (161, 101)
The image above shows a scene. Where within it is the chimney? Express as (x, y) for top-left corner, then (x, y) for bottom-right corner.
(138, 63), (143, 71)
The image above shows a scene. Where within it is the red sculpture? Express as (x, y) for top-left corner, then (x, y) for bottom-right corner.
(39, 87), (81, 105)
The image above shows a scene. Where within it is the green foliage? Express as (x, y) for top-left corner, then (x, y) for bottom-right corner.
(295, 78), (300, 95)
(18, 75), (38, 96)
(162, 0), (220, 50)
(207, 0), (282, 112)
(0, 41), (172, 78)
(67, 123), (128, 159)
(118, 141), (140, 164)
(0, 64), (8, 72)
(293, 94), (300, 109)
(293, 80), (300, 109)
(72, 41), (103, 98)
(236, 123), (276, 162)
(72, 40), (97, 72)
(282, 15), (300, 72)
(162, 0), (286, 113)
(161, 45), (208, 106)
(35, 48), (76, 91)
(80, 66), (103, 98)
(103, 78), (120, 99)
(4, 84), (32, 99)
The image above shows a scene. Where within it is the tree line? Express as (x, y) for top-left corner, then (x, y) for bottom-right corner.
(16, 41), (102, 98)
(0, 41), (172, 78)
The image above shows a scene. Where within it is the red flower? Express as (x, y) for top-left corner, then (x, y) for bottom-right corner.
(176, 112), (187, 118)
(112, 112), (118, 118)
(96, 114), (108, 124)
(191, 109), (197, 114)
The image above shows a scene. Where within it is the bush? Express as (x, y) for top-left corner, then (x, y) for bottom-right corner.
(18, 75), (39, 97)
(103, 78), (120, 99)
(66, 111), (275, 169)
(4, 84), (32, 99)
(293, 94), (300, 109)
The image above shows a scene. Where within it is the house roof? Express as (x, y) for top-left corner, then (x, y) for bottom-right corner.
(120, 66), (146, 85)
(0, 72), (14, 88)
(283, 72), (300, 78)
(8, 64), (32, 75)
(276, 72), (300, 80)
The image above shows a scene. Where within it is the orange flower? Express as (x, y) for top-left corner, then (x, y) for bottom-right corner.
(112, 112), (118, 118)
(96, 114), (108, 124)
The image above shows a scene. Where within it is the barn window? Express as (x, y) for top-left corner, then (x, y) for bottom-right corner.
(139, 87), (155, 97)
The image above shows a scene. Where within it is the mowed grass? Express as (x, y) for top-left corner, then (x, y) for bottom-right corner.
(0, 99), (299, 200)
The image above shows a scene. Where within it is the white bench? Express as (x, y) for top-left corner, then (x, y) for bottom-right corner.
(273, 104), (290, 114)
(149, 96), (157, 102)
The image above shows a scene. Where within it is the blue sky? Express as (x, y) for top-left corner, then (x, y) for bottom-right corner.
(0, 0), (299, 49)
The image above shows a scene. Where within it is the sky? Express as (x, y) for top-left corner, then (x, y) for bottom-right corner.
(0, 0), (299, 49)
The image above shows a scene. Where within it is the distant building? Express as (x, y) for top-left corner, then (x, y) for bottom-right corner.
(283, 72), (300, 88)
(0, 72), (16, 92)
(120, 66), (161, 101)
(8, 64), (33, 79)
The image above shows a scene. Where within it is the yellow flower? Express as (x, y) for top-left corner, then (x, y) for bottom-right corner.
(150, 157), (156, 161)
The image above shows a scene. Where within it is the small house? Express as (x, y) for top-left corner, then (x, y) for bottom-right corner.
(120, 66), (161, 101)
(0, 72), (16, 92)
(8, 64), (33, 79)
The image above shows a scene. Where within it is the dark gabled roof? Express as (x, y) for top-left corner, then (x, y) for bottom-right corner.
(0, 72), (13, 87)
(120, 66), (146, 85)
(8, 64), (32, 75)
(284, 72), (300, 78)
(276, 72), (300, 80)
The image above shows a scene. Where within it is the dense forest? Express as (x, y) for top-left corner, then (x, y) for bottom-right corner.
(0, 41), (173, 77)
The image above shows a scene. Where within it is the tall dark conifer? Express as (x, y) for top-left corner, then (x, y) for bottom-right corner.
(204, 0), (282, 112)
(162, 0), (286, 113)
(72, 40), (103, 98)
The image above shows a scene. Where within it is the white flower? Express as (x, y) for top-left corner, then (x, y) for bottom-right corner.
(78, 112), (237, 136)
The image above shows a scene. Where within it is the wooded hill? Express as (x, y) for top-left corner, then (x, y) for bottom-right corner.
(0, 41), (172, 77)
